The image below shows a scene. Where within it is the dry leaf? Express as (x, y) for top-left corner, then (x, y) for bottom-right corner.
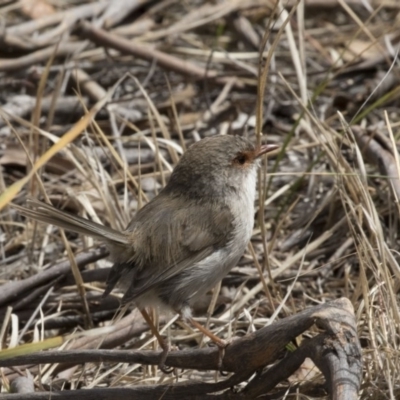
(21, 0), (55, 19)
(288, 357), (320, 383)
(341, 39), (385, 62)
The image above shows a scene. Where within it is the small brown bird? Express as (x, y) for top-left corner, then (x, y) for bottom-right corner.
(16, 135), (277, 370)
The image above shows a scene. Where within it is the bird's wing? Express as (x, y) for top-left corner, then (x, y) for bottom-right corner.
(105, 194), (234, 305)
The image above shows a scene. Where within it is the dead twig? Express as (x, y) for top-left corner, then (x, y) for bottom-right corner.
(78, 22), (219, 80)
(0, 95), (89, 129)
(0, 42), (88, 72)
(352, 125), (400, 199)
(4, 2), (108, 49)
(0, 248), (108, 308)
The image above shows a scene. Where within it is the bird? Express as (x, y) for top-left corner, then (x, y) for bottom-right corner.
(14, 135), (277, 371)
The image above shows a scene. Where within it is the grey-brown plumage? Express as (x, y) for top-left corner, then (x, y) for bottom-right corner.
(15, 135), (277, 338)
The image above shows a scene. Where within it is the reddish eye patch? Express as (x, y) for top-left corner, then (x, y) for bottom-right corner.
(232, 151), (253, 167)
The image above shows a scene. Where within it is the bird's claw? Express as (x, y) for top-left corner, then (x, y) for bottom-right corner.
(215, 338), (230, 373)
(159, 363), (174, 374)
(157, 340), (174, 374)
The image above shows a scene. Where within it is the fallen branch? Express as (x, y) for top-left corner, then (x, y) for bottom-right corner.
(1, 298), (362, 399)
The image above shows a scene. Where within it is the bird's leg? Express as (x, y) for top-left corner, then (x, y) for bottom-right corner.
(139, 308), (172, 373)
(187, 317), (228, 369)
(188, 318), (226, 347)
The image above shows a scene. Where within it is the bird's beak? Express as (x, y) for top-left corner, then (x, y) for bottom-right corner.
(255, 144), (279, 158)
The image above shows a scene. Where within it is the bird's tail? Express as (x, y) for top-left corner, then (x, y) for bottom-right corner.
(13, 198), (129, 246)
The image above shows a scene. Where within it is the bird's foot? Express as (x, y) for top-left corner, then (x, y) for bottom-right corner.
(158, 339), (174, 374)
(214, 338), (231, 372)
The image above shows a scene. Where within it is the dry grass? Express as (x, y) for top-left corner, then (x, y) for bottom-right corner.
(0, 0), (400, 398)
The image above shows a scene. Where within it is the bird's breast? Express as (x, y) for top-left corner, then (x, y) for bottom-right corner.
(230, 169), (257, 244)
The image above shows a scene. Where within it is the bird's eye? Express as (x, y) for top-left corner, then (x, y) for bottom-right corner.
(234, 153), (247, 165)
